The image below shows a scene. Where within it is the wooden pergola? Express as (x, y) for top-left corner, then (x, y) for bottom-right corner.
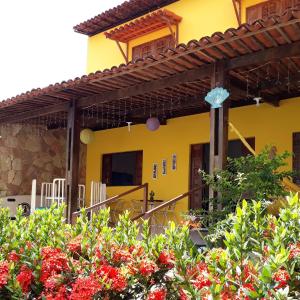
(1, 9), (300, 221)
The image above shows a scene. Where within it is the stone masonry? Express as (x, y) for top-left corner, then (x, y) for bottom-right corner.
(0, 124), (86, 197)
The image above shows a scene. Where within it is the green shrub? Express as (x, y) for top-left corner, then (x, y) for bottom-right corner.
(0, 194), (299, 299)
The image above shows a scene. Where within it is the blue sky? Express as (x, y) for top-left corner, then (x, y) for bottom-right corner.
(0, 0), (124, 101)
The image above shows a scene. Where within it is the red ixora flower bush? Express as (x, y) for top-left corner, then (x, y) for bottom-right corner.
(0, 195), (299, 299)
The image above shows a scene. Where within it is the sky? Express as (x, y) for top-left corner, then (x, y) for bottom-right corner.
(0, 0), (124, 101)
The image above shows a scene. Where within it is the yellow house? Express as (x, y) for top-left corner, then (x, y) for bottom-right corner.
(1, 0), (300, 224)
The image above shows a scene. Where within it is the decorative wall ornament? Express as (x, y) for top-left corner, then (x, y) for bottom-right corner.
(146, 117), (160, 131)
(80, 129), (94, 145)
(162, 159), (167, 175)
(171, 154), (177, 171)
(152, 163), (158, 179)
(205, 87), (230, 109)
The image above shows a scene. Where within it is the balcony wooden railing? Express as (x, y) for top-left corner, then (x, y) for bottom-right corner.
(132, 187), (202, 224)
(72, 183), (149, 223)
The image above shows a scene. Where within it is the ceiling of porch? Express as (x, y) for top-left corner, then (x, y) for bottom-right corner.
(1, 9), (300, 131)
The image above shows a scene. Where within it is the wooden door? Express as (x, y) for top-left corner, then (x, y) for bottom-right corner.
(293, 133), (300, 184)
(189, 144), (204, 210)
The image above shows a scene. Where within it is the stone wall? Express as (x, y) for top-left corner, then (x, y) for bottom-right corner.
(0, 124), (86, 197)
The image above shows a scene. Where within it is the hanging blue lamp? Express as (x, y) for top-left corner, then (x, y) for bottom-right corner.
(205, 87), (230, 109)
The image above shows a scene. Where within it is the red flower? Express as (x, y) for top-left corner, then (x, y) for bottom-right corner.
(44, 274), (64, 291)
(70, 276), (101, 300)
(139, 260), (158, 277)
(67, 236), (82, 254)
(193, 273), (212, 290)
(0, 261), (9, 289)
(40, 247), (69, 283)
(96, 265), (127, 292)
(272, 269), (290, 289)
(147, 288), (167, 300)
(8, 251), (20, 263)
(289, 242), (300, 260)
(26, 241), (32, 250)
(157, 251), (174, 268)
(238, 283), (256, 300)
(112, 248), (132, 264)
(17, 265), (33, 293)
(129, 245), (144, 256)
(41, 247), (62, 260)
(179, 288), (189, 300)
(242, 263), (257, 284)
(44, 285), (68, 300)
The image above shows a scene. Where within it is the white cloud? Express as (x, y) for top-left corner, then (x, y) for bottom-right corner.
(0, 0), (124, 101)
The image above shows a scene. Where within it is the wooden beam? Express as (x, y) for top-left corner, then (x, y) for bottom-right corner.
(209, 62), (229, 205)
(0, 102), (69, 123)
(228, 40), (300, 70)
(116, 41), (128, 64)
(77, 64), (213, 108)
(232, 0), (242, 26)
(66, 99), (80, 223)
(3, 41), (300, 124)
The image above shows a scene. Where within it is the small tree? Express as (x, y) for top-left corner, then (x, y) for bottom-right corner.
(190, 146), (294, 228)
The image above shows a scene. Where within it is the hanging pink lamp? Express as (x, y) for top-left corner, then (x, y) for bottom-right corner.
(146, 117), (160, 131)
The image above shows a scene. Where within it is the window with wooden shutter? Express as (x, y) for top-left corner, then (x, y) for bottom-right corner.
(132, 35), (175, 61)
(102, 154), (112, 185)
(293, 133), (300, 184)
(101, 151), (143, 186)
(246, 0), (299, 24)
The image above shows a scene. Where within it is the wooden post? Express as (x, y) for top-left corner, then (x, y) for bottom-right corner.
(66, 99), (80, 223)
(143, 183), (149, 214)
(209, 62), (229, 207)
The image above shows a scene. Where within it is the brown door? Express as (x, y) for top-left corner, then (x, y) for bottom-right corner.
(189, 144), (204, 210)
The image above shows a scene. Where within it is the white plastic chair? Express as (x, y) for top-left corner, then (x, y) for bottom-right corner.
(52, 178), (66, 207)
(41, 182), (54, 207)
(40, 178), (85, 210)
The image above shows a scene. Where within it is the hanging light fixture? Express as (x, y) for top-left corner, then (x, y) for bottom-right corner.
(253, 97), (262, 107)
(80, 128), (94, 144)
(205, 87), (230, 109)
(126, 121), (133, 132)
(146, 117), (160, 131)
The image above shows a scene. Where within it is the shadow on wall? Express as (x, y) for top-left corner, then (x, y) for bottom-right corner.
(0, 124), (86, 197)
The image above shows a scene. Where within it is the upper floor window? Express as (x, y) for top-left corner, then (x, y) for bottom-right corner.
(247, 0), (300, 24)
(132, 35), (175, 61)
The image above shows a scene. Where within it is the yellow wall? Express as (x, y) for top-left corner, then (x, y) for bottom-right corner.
(86, 0), (239, 73)
(86, 97), (300, 214)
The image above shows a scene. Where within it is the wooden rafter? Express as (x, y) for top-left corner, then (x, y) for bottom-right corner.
(2, 40), (300, 124)
(232, 0), (242, 26)
(115, 41), (128, 63)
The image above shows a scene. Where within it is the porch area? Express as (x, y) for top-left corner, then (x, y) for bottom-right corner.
(1, 9), (300, 228)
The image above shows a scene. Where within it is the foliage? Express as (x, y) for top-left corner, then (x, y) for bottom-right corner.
(193, 146), (293, 227)
(0, 194), (299, 299)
